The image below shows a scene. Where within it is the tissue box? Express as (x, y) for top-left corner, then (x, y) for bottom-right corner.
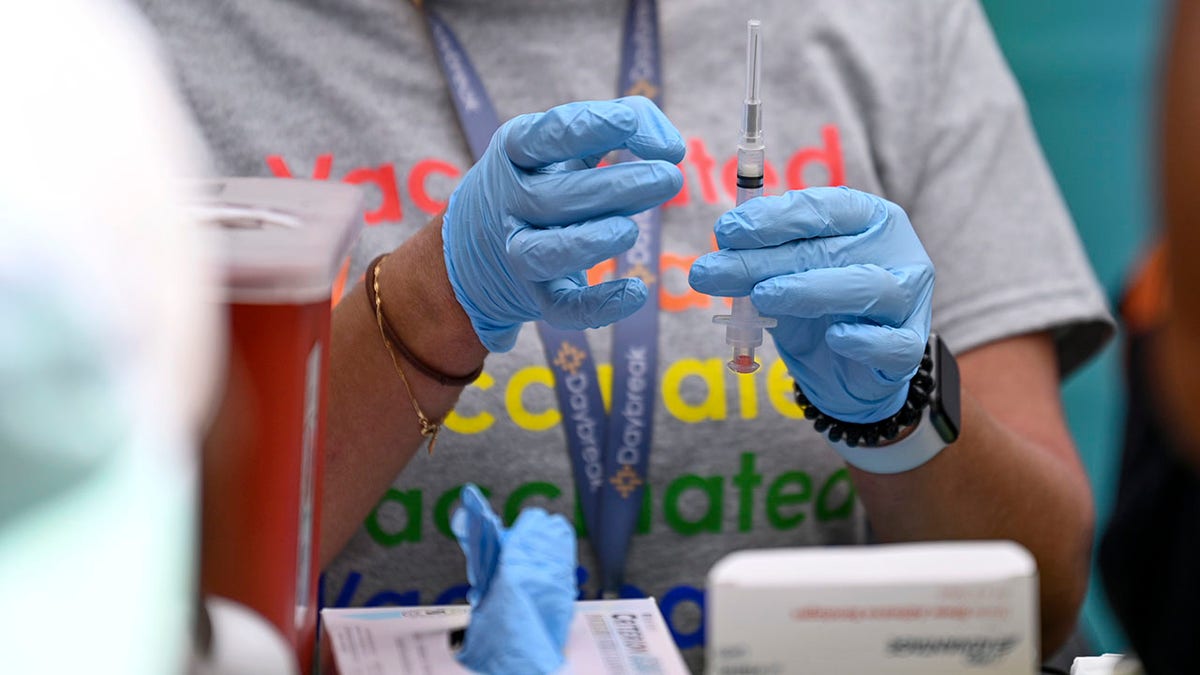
(707, 541), (1038, 674)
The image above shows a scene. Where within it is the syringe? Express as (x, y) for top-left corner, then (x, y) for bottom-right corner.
(713, 19), (776, 374)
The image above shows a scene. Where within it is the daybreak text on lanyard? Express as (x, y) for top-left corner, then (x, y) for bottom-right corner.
(415, 0), (664, 595)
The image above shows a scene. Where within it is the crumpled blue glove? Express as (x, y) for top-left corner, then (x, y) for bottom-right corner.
(451, 484), (577, 675)
(689, 187), (934, 423)
(443, 96), (685, 352)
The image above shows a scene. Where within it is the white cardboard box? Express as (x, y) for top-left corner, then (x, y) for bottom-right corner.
(321, 597), (688, 674)
(707, 541), (1038, 674)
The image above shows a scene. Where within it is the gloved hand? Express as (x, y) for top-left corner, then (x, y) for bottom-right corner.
(689, 187), (934, 423)
(443, 96), (685, 352)
(451, 484), (577, 675)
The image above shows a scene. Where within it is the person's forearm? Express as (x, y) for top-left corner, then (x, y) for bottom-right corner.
(850, 342), (1093, 657)
(320, 216), (488, 568)
(1159, 0), (1200, 456)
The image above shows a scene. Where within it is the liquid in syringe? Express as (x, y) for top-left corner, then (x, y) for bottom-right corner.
(713, 19), (776, 374)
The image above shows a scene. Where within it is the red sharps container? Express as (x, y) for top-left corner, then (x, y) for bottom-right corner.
(199, 178), (362, 674)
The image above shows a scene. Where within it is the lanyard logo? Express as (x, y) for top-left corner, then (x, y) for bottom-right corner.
(609, 465), (643, 499)
(625, 79), (659, 99)
(553, 341), (588, 375)
(626, 262), (657, 288)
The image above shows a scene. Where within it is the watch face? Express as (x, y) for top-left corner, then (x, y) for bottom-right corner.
(930, 334), (962, 443)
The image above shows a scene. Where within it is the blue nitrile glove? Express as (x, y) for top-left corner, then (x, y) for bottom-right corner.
(689, 187), (934, 423)
(443, 96), (686, 352)
(451, 484), (577, 675)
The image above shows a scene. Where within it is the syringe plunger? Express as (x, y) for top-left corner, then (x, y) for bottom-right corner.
(713, 296), (776, 374)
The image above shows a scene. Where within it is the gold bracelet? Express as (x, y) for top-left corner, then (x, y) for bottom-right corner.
(365, 255), (483, 386)
(370, 255), (440, 454)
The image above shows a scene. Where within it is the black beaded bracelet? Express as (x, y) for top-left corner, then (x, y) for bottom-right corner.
(792, 342), (935, 449)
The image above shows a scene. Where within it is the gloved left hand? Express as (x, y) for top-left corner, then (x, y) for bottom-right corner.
(443, 97), (685, 352)
(451, 484), (577, 675)
(689, 187), (934, 424)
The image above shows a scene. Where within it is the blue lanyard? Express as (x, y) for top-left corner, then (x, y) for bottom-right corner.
(417, 0), (663, 595)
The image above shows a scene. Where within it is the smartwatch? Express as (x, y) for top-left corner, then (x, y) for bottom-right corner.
(793, 333), (962, 474)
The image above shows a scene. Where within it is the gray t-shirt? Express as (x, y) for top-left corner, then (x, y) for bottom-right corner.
(137, 0), (1113, 668)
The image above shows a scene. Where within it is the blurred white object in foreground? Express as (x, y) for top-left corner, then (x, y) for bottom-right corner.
(192, 597), (298, 675)
(0, 1), (217, 673)
(707, 541), (1039, 674)
(1071, 654), (1144, 675)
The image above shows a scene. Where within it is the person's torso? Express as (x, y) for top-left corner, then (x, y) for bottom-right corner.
(140, 0), (945, 662)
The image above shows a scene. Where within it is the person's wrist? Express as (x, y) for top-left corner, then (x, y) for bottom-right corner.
(440, 196), (524, 353)
(379, 217), (488, 383)
(793, 367), (928, 449)
(794, 334), (961, 474)
(367, 254), (483, 387)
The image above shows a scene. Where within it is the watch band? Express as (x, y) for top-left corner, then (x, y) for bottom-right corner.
(828, 404), (949, 474)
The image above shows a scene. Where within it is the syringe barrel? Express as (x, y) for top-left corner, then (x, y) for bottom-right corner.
(716, 296), (775, 346)
(736, 145), (765, 204)
(737, 142), (764, 170)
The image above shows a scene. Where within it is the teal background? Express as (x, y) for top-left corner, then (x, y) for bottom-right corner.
(979, 0), (1170, 654)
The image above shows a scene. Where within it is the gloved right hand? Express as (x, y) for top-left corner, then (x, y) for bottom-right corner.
(443, 96), (685, 352)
